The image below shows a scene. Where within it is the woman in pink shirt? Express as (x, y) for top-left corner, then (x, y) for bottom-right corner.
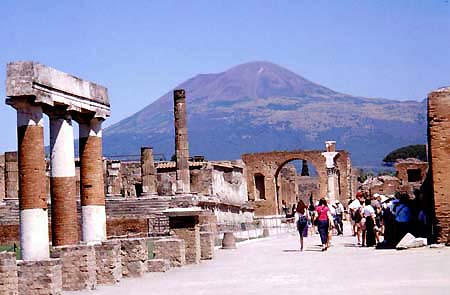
(316, 198), (332, 251)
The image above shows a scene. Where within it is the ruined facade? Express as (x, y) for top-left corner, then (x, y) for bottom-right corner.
(242, 142), (354, 216)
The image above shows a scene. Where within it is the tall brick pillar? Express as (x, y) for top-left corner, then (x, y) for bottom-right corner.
(79, 118), (106, 242)
(174, 89), (190, 194)
(49, 110), (79, 246)
(141, 147), (157, 196)
(321, 141), (339, 203)
(428, 87), (450, 244)
(12, 101), (49, 260)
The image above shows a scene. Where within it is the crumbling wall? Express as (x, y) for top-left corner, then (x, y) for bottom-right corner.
(211, 164), (248, 204)
(0, 154), (5, 202)
(428, 87), (450, 244)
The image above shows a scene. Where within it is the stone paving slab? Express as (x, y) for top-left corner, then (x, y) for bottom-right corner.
(65, 226), (450, 295)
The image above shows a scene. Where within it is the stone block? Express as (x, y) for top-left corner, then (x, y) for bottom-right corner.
(153, 238), (186, 267)
(396, 233), (428, 250)
(0, 252), (18, 295)
(50, 244), (96, 291)
(94, 240), (122, 285)
(120, 238), (148, 277)
(17, 259), (62, 295)
(146, 259), (170, 272)
(200, 231), (215, 260)
(173, 227), (200, 264)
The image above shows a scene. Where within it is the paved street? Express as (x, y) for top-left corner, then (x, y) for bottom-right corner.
(69, 226), (450, 295)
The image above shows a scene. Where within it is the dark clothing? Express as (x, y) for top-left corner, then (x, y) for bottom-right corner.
(365, 216), (376, 247)
(334, 214), (343, 235)
(317, 220), (329, 245)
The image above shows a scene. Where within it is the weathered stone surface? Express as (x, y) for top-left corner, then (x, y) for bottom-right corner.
(146, 259), (170, 272)
(173, 227), (200, 264)
(0, 252), (18, 295)
(396, 233), (427, 250)
(6, 61), (110, 118)
(141, 147), (157, 195)
(242, 150), (353, 215)
(222, 232), (237, 249)
(200, 231), (215, 260)
(17, 259), (62, 295)
(120, 238), (148, 277)
(94, 240), (122, 285)
(174, 89), (190, 194)
(428, 87), (450, 244)
(153, 238), (186, 267)
(50, 244), (96, 291)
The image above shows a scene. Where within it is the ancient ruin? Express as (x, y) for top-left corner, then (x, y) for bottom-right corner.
(242, 144), (355, 216)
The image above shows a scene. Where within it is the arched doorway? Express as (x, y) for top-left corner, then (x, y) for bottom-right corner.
(275, 159), (319, 216)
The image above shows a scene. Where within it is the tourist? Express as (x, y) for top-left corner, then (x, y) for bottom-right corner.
(316, 198), (332, 251)
(281, 200), (289, 217)
(294, 200), (310, 251)
(334, 200), (344, 235)
(327, 198), (336, 246)
(308, 199), (316, 236)
(363, 198), (376, 247)
(349, 197), (363, 244)
(393, 193), (412, 244)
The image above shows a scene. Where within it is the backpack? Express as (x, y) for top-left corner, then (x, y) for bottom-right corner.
(354, 208), (362, 223)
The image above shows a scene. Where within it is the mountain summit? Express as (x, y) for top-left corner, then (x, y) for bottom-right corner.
(103, 61), (426, 167)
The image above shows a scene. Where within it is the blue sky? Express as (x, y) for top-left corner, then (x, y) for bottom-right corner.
(0, 0), (449, 152)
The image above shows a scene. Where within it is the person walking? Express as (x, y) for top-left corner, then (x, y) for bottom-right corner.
(363, 198), (376, 247)
(294, 200), (310, 251)
(334, 200), (344, 235)
(316, 198), (332, 251)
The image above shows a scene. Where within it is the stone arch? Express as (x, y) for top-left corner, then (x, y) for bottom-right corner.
(242, 149), (352, 216)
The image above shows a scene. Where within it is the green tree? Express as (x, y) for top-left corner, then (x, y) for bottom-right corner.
(383, 144), (426, 163)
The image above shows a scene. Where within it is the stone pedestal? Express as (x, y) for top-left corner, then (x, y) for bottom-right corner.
(200, 232), (215, 260)
(146, 259), (170, 272)
(153, 238), (186, 267)
(221, 232), (237, 249)
(17, 259), (62, 295)
(50, 244), (96, 291)
(94, 240), (122, 285)
(173, 227), (200, 264)
(120, 238), (148, 277)
(0, 252), (18, 295)
(141, 147), (157, 195)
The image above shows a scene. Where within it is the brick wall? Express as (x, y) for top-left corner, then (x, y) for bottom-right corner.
(0, 252), (18, 295)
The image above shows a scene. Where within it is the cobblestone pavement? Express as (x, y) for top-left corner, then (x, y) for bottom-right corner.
(68, 225), (450, 295)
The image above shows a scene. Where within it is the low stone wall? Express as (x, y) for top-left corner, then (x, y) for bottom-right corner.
(0, 252), (18, 295)
(50, 244), (96, 291)
(200, 232), (214, 260)
(120, 238), (148, 277)
(173, 227), (200, 264)
(153, 238), (185, 267)
(107, 217), (149, 238)
(147, 259), (170, 272)
(94, 240), (122, 285)
(17, 259), (62, 295)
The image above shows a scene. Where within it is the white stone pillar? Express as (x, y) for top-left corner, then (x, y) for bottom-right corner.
(322, 141), (339, 203)
(16, 103), (49, 260)
(49, 112), (79, 246)
(79, 118), (106, 243)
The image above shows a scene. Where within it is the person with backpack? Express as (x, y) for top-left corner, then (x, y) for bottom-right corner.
(294, 200), (310, 251)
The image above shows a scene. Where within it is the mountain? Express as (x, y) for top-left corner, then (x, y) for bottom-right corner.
(103, 61), (426, 168)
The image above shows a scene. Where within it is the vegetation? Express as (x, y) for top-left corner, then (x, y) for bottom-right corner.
(383, 144), (427, 163)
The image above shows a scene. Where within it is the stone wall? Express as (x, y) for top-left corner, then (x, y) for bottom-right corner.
(17, 259), (62, 295)
(200, 232), (214, 260)
(120, 238), (149, 277)
(50, 245), (96, 291)
(94, 240), (122, 285)
(242, 150), (353, 216)
(153, 238), (186, 267)
(173, 227), (200, 264)
(0, 252), (18, 295)
(395, 159), (429, 186)
(0, 154), (5, 202)
(428, 87), (450, 244)
(107, 217), (149, 238)
(4, 152), (18, 200)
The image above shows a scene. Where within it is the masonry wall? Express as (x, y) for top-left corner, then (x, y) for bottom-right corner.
(0, 154), (5, 202)
(428, 87), (450, 244)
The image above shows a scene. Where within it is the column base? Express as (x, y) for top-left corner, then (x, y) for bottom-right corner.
(94, 240), (122, 285)
(173, 227), (200, 264)
(17, 259), (62, 295)
(200, 231), (215, 260)
(50, 244), (96, 291)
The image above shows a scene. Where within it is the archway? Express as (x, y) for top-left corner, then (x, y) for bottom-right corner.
(275, 159), (319, 216)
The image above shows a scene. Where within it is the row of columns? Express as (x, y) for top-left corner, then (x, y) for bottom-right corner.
(15, 101), (106, 261)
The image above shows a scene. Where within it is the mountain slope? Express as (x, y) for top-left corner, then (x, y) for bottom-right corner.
(103, 61), (426, 168)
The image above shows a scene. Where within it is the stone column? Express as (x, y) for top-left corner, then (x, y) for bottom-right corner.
(140, 147), (157, 196)
(428, 87), (450, 244)
(49, 111), (79, 246)
(16, 103), (49, 260)
(174, 89), (190, 194)
(79, 118), (106, 243)
(321, 141), (339, 203)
